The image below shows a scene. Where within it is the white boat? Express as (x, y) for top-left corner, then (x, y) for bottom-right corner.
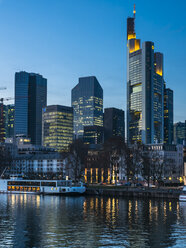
(179, 186), (186, 201)
(0, 176), (86, 195)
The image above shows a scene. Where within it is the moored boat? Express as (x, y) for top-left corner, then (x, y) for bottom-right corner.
(0, 176), (86, 195)
(179, 186), (186, 201)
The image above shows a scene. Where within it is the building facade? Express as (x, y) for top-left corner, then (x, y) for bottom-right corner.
(14, 71), (47, 145)
(104, 108), (125, 141)
(164, 86), (173, 144)
(0, 104), (15, 142)
(71, 76), (103, 139)
(83, 126), (104, 145)
(174, 121), (186, 145)
(127, 8), (169, 145)
(144, 144), (183, 184)
(42, 105), (73, 152)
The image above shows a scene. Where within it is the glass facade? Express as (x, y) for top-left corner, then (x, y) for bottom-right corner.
(153, 52), (164, 143)
(14, 71), (29, 136)
(42, 105), (73, 152)
(5, 104), (15, 138)
(104, 108), (125, 141)
(71, 76), (103, 139)
(174, 121), (186, 145)
(15, 71), (47, 145)
(127, 49), (142, 143)
(127, 14), (167, 145)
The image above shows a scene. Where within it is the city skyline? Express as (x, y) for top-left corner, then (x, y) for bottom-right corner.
(0, 0), (185, 122)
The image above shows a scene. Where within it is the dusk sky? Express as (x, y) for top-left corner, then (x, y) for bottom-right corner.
(0, 0), (185, 122)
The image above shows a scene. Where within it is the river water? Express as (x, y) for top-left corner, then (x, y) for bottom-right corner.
(0, 194), (186, 248)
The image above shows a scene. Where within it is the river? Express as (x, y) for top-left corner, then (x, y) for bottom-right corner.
(0, 194), (186, 248)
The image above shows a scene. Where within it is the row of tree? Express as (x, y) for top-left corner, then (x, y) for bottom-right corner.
(67, 136), (172, 186)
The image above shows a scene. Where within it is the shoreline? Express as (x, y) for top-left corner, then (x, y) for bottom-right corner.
(85, 186), (182, 199)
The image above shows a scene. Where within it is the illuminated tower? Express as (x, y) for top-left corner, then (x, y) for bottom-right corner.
(71, 76), (103, 139)
(127, 6), (164, 144)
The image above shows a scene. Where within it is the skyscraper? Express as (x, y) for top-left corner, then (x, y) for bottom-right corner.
(174, 121), (186, 145)
(14, 71), (47, 145)
(164, 85), (173, 144)
(42, 105), (73, 152)
(104, 108), (125, 141)
(127, 7), (165, 144)
(71, 76), (103, 139)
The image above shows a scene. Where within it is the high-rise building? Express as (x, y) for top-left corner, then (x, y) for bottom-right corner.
(83, 125), (104, 145)
(14, 71), (47, 145)
(104, 108), (125, 141)
(164, 86), (173, 144)
(71, 76), (103, 139)
(42, 105), (73, 152)
(127, 7), (165, 144)
(4, 104), (15, 139)
(174, 121), (186, 145)
(0, 103), (5, 142)
(0, 104), (14, 142)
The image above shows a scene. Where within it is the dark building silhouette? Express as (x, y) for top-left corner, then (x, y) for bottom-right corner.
(71, 76), (103, 139)
(104, 108), (125, 141)
(14, 71), (47, 145)
(83, 125), (104, 145)
(164, 86), (173, 144)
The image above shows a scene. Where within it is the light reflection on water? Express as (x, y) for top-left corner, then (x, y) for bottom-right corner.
(0, 194), (186, 248)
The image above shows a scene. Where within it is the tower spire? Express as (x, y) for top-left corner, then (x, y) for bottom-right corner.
(133, 4), (136, 18)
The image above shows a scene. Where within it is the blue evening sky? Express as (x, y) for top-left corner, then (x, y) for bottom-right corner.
(0, 0), (185, 122)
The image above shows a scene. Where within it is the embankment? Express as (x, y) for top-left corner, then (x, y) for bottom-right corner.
(86, 186), (182, 199)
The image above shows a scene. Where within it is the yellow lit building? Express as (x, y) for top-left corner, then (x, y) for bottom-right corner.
(42, 105), (73, 152)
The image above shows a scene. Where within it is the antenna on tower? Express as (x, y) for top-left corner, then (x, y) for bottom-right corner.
(133, 4), (136, 18)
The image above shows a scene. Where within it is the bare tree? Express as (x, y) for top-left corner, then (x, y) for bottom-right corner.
(68, 139), (88, 181)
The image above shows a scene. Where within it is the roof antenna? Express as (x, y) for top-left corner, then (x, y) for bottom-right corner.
(133, 4), (136, 19)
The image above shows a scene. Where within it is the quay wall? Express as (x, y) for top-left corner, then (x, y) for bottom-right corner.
(85, 186), (182, 199)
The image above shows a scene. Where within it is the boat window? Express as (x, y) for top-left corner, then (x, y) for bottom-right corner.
(7, 181), (40, 186)
(7, 186), (40, 192)
(57, 181), (72, 187)
(41, 182), (56, 187)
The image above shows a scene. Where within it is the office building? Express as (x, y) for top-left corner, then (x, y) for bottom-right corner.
(5, 104), (14, 139)
(174, 121), (186, 145)
(104, 108), (125, 141)
(42, 105), (73, 152)
(83, 125), (104, 145)
(14, 71), (47, 145)
(0, 104), (5, 142)
(164, 86), (173, 144)
(127, 7), (166, 144)
(0, 104), (14, 142)
(71, 76), (103, 139)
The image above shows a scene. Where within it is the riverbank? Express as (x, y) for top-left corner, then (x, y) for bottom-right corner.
(85, 185), (182, 199)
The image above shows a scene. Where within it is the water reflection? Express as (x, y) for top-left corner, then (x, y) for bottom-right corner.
(0, 194), (185, 247)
